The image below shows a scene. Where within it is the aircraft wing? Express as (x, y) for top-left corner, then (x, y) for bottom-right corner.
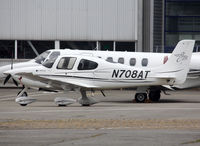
(16, 72), (48, 83)
(39, 75), (99, 88)
(14, 72), (63, 89)
(16, 72), (98, 89)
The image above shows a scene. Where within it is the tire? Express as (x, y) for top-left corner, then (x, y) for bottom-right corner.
(135, 93), (147, 103)
(58, 104), (66, 107)
(149, 91), (161, 102)
(82, 104), (90, 106)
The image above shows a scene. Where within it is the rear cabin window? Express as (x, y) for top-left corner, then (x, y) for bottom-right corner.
(141, 58), (148, 66)
(78, 59), (98, 70)
(129, 58), (136, 66)
(57, 57), (76, 70)
(106, 57), (114, 63)
(118, 58), (124, 64)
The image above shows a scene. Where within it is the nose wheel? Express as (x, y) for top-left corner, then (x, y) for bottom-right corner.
(17, 90), (28, 106)
(15, 86), (36, 106)
(20, 104), (27, 106)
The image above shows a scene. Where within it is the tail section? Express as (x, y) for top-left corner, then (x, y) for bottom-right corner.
(154, 40), (195, 84)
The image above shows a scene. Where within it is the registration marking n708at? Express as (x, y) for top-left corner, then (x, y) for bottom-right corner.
(112, 70), (150, 79)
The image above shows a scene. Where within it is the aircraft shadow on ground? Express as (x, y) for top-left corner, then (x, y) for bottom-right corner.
(28, 99), (200, 107)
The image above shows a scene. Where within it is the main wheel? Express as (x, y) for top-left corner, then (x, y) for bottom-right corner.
(149, 90), (161, 102)
(135, 93), (147, 103)
(82, 104), (90, 106)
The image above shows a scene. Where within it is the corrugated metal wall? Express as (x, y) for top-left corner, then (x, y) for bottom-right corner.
(153, 0), (163, 52)
(0, 0), (138, 41)
(142, 0), (154, 52)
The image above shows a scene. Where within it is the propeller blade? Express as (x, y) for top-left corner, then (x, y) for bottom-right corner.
(12, 78), (18, 86)
(100, 90), (106, 97)
(3, 74), (11, 85)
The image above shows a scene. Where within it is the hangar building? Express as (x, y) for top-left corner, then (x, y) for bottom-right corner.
(0, 0), (199, 62)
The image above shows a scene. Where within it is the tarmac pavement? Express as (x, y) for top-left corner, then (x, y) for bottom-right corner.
(0, 88), (200, 146)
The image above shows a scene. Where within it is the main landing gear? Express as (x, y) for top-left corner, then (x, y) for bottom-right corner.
(134, 87), (161, 103)
(78, 88), (98, 106)
(135, 93), (147, 103)
(54, 89), (98, 107)
(148, 90), (161, 102)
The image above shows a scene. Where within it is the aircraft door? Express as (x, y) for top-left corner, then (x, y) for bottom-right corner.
(77, 59), (98, 84)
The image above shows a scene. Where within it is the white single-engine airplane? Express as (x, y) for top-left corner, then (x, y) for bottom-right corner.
(4, 40), (195, 106)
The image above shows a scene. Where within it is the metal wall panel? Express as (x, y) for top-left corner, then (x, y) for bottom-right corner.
(153, 0), (163, 52)
(0, 0), (11, 38)
(0, 0), (138, 41)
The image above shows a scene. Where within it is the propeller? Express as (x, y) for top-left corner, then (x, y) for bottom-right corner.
(101, 90), (106, 97)
(12, 78), (18, 86)
(3, 74), (18, 86)
(3, 74), (11, 85)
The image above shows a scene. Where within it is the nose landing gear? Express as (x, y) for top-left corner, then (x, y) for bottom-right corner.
(15, 86), (36, 106)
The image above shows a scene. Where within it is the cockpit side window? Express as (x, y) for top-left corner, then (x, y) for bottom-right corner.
(35, 51), (50, 64)
(78, 59), (98, 70)
(57, 57), (76, 70)
(48, 51), (60, 61)
(42, 51), (60, 68)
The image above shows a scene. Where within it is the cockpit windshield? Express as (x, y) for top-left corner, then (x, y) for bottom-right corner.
(35, 51), (50, 64)
(42, 51), (60, 68)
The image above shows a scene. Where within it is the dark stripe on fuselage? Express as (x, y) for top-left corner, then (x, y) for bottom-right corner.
(38, 74), (153, 84)
(156, 69), (183, 74)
